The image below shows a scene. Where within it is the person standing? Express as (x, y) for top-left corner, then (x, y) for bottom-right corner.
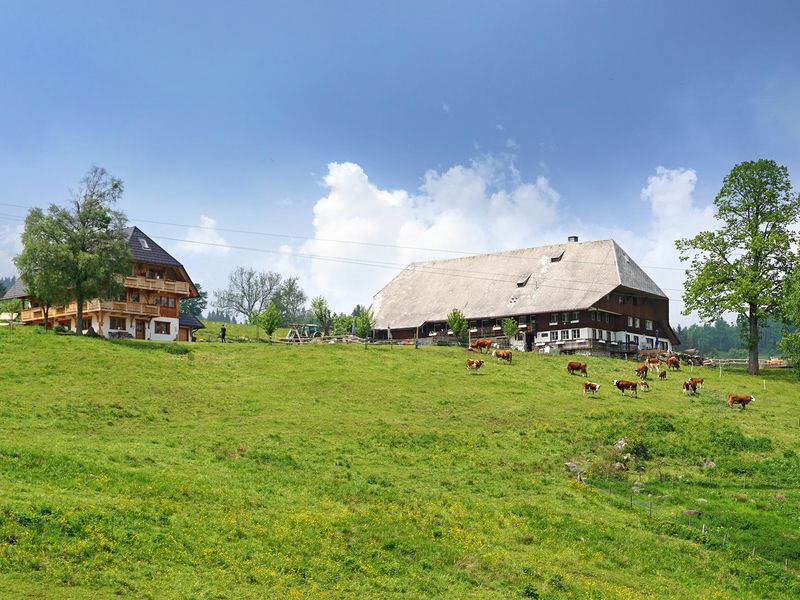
(220, 323), (227, 343)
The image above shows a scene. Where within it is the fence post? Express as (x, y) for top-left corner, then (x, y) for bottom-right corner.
(722, 533), (727, 547)
(752, 546), (756, 557)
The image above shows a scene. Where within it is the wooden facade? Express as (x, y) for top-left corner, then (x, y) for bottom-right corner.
(9, 227), (202, 342)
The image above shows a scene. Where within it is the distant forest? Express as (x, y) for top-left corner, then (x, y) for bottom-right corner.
(674, 317), (792, 358)
(0, 276), (15, 296)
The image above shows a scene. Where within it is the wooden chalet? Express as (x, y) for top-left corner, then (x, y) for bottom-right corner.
(371, 237), (680, 354)
(3, 227), (203, 342)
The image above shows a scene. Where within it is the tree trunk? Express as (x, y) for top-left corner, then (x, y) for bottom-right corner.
(748, 303), (759, 375)
(76, 292), (84, 336)
(43, 305), (50, 330)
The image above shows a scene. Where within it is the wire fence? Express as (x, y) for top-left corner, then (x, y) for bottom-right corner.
(582, 476), (799, 575)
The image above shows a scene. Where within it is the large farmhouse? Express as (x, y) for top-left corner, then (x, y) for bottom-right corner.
(2, 227), (204, 342)
(371, 237), (679, 353)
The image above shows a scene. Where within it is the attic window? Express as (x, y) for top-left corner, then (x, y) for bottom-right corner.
(139, 238), (151, 250)
(516, 273), (531, 287)
(550, 251), (564, 263)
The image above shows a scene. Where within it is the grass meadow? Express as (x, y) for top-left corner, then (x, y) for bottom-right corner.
(0, 326), (799, 598)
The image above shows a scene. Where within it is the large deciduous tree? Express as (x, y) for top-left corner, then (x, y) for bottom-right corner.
(214, 268), (282, 323)
(274, 276), (307, 324)
(676, 159), (799, 374)
(447, 308), (468, 344)
(18, 167), (131, 334)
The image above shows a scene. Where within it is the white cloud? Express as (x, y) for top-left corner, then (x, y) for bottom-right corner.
(177, 215), (230, 255)
(505, 138), (519, 150)
(0, 223), (23, 276)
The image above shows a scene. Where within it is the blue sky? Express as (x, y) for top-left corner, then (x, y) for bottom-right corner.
(1, 1), (799, 323)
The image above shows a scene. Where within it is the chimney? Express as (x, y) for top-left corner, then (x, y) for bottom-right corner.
(567, 236), (578, 243)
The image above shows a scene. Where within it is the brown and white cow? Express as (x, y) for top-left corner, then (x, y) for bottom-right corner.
(682, 380), (697, 395)
(639, 380), (650, 392)
(634, 364), (649, 379)
(688, 377), (705, 389)
(492, 349), (512, 364)
(647, 357), (661, 372)
(466, 359), (485, 373)
(567, 361), (588, 376)
(613, 379), (638, 396)
(658, 370), (667, 380)
(667, 356), (681, 371)
(728, 394), (755, 409)
(582, 382), (600, 396)
(469, 338), (492, 353)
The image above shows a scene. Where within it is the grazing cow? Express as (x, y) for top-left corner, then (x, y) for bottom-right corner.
(492, 349), (512, 364)
(613, 379), (638, 397)
(567, 361), (588, 376)
(688, 377), (705, 389)
(639, 380), (650, 392)
(682, 380), (697, 395)
(466, 359), (485, 373)
(634, 364), (649, 379)
(469, 338), (493, 353)
(658, 370), (667, 380)
(667, 356), (681, 371)
(647, 357), (661, 372)
(728, 394), (755, 409)
(582, 382), (601, 396)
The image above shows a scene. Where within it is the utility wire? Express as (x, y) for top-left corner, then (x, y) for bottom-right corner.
(0, 211), (687, 303)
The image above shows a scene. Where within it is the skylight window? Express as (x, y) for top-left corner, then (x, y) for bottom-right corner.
(550, 251), (564, 263)
(139, 238), (150, 250)
(516, 273), (531, 287)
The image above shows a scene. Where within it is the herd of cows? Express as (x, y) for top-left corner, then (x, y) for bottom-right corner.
(465, 338), (756, 410)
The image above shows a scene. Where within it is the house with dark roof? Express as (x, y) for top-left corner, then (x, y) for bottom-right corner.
(371, 237), (679, 354)
(3, 227), (202, 342)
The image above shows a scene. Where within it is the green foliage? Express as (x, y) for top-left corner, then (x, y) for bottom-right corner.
(674, 317), (791, 357)
(332, 313), (354, 336)
(676, 159), (800, 374)
(214, 268), (282, 322)
(310, 296), (333, 336)
(446, 308), (468, 343)
(257, 303), (282, 339)
(502, 317), (518, 340)
(1, 326), (800, 597)
(0, 298), (21, 315)
(354, 308), (373, 338)
(180, 282), (208, 317)
(163, 343), (191, 356)
(273, 276), (307, 325)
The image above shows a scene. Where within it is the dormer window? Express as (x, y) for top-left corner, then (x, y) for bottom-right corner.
(550, 251), (564, 263)
(516, 273), (531, 287)
(139, 238), (150, 250)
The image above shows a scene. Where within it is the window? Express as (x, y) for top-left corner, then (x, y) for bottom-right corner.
(561, 330), (570, 341)
(550, 251), (564, 263)
(155, 321), (170, 335)
(540, 332), (549, 338)
(519, 315), (527, 325)
(627, 316), (634, 327)
(549, 314), (558, 325)
(168, 297), (176, 308)
(604, 313), (610, 323)
(633, 336), (639, 345)
(130, 291), (140, 303)
(645, 319), (653, 330)
(606, 331), (612, 341)
(516, 273), (531, 287)
(110, 317), (126, 330)
(626, 334), (631, 343)
(82, 317), (93, 329)
(634, 318), (640, 328)
(561, 312), (568, 323)
(632, 297), (638, 306)
(147, 268), (163, 279)
(570, 311), (579, 322)
(139, 238), (150, 250)
(618, 295), (625, 305)
(572, 329), (580, 339)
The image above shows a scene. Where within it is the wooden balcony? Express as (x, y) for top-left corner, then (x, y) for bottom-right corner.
(124, 276), (191, 295)
(22, 300), (159, 322)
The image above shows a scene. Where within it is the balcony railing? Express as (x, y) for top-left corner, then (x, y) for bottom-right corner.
(124, 276), (190, 295)
(21, 300), (159, 322)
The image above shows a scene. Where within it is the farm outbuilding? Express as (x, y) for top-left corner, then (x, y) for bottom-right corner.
(371, 237), (679, 354)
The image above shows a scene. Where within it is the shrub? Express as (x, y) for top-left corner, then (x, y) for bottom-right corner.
(164, 344), (191, 356)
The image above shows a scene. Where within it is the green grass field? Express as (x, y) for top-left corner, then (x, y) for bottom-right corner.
(1, 326), (798, 598)
(196, 320), (289, 343)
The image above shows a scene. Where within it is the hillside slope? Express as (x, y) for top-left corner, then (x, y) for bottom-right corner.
(0, 327), (798, 598)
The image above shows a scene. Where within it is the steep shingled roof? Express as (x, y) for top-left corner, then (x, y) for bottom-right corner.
(371, 239), (667, 330)
(125, 226), (183, 267)
(1, 278), (26, 300)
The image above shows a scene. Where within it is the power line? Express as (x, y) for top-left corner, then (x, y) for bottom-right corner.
(0, 211), (687, 303)
(0, 201), (687, 271)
